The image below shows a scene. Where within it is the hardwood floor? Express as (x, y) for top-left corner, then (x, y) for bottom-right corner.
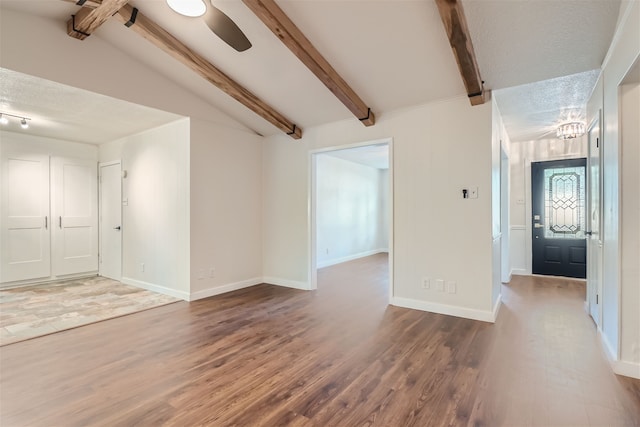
(0, 254), (638, 426)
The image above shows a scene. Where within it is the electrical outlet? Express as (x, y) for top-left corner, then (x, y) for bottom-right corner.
(422, 277), (430, 289)
(436, 279), (445, 292)
(140, 263), (145, 273)
(209, 268), (216, 278)
(198, 269), (205, 279)
(447, 281), (457, 294)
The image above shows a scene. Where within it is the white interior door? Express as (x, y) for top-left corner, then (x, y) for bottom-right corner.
(99, 162), (122, 280)
(0, 150), (51, 283)
(587, 114), (603, 326)
(51, 157), (98, 276)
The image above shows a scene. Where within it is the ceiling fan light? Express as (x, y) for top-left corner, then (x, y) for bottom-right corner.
(166, 0), (206, 17)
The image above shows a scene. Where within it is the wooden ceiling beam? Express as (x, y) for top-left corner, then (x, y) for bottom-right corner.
(61, 0), (302, 138)
(434, 0), (485, 106)
(113, 5), (302, 139)
(243, 0), (375, 126)
(67, 0), (129, 40)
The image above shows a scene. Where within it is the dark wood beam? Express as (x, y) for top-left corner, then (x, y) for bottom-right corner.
(61, 0), (302, 138)
(243, 0), (375, 126)
(113, 5), (302, 139)
(67, 0), (129, 40)
(434, 0), (485, 106)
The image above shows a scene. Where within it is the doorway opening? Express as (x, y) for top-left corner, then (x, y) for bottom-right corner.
(309, 139), (393, 303)
(531, 158), (587, 279)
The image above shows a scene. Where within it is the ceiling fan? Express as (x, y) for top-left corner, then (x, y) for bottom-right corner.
(166, 0), (252, 52)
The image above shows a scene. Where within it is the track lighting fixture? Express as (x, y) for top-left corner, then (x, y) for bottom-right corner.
(0, 112), (31, 130)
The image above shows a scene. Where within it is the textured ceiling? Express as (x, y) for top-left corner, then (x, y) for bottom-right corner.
(463, 0), (621, 90)
(325, 144), (389, 170)
(0, 0), (625, 141)
(493, 69), (600, 142)
(0, 68), (182, 144)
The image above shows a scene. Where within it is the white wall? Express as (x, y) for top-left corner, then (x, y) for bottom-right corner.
(315, 154), (387, 268)
(508, 137), (587, 275)
(99, 119), (191, 299)
(189, 118), (263, 300)
(620, 82), (640, 368)
(0, 131), (98, 161)
(2, 7), (266, 302)
(586, 0), (640, 378)
(263, 96), (497, 322)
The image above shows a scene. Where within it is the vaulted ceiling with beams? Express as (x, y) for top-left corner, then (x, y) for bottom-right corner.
(0, 0), (623, 142)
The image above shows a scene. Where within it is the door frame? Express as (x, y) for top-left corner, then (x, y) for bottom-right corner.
(524, 151), (587, 276)
(586, 111), (604, 325)
(308, 138), (394, 304)
(98, 160), (122, 280)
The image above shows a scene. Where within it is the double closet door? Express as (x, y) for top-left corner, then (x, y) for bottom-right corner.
(0, 150), (98, 284)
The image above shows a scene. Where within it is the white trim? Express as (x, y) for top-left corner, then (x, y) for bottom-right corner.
(121, 276), (190, 301)
(262, 276), (310, 290)
(510, 268), (528, 276)
(492, 294), (502, 321)
(597, 316), (640, 379)
(317, 249), (388, 269)
(308, 138), (394, 304)
(391, 297), (497, 323)
(189, 277), (262, 301)
(98, 160), (121, 167)
(613, 360), (640, 379)
(0, 272), (98, 290)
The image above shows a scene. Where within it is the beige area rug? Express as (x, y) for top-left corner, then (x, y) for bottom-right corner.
(0, 276), (180, 346)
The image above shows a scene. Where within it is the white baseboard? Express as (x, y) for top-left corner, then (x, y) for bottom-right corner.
(0, 272), (98, 289)
(317, 249), (388, 269)
(262, 276), (309, 290)
(492, 294), (502, 322)
(391, 296), (496, 323)
(189, 277), (262, 301)
(597, 328), (640, 379)
(510, 268), (528, 276)
(121, 277), (190, 301)
(613, 360), (640, 379)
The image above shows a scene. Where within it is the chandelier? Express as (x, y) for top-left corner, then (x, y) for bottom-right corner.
(556, 122), (585, 140)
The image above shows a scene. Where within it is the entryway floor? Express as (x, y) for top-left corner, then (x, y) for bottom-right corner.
(0, 276), (179, 345)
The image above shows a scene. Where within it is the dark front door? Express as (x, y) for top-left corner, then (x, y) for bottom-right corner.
(532, 158), (587, 278)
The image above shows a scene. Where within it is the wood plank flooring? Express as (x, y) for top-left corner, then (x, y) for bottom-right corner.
(1, 254), (638, 426)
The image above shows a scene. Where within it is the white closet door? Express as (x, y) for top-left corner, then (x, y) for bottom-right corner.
(51, 157), (98, 276)
(99, 162), (122, 280)
(0, 151), (51, 283)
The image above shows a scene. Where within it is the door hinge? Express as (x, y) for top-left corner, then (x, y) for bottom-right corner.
(596, 294), (599, 304)
(596, 137), (599, 148)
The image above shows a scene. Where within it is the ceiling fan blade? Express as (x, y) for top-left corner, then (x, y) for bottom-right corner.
(204, 3), (252, 52)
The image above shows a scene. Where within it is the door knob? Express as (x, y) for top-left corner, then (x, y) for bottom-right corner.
(114, 226), (121, 231)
